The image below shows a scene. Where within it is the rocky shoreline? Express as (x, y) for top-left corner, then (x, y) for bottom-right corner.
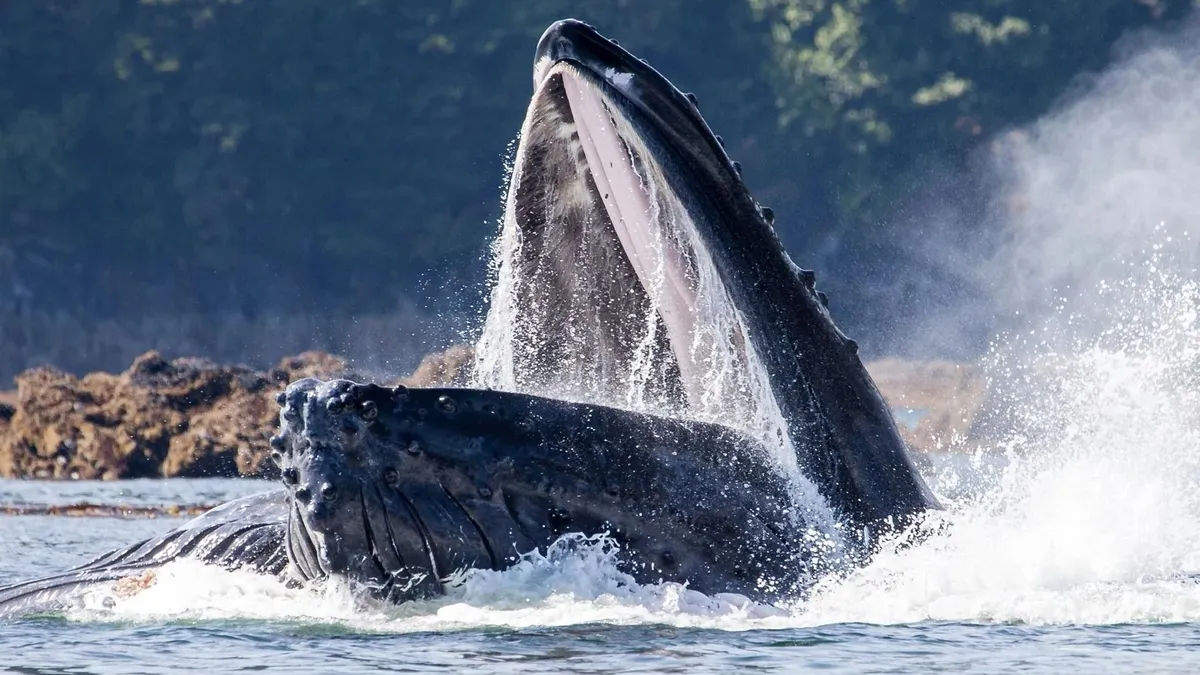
(0, 347), (985, 480)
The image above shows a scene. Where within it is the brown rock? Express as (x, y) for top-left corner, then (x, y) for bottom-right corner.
(0, 396), (14, 477)
(0, 350), (350, 479)
(273, 351), (350, 382)
(866, 358), (987, 453)
(397, 344), (475, 387)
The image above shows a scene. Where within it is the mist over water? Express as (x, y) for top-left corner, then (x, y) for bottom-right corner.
(801, 258), (1200, 625)
(901, 13), (1200, 356)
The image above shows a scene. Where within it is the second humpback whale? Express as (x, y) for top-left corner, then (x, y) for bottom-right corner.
(0, 19), (937, 617)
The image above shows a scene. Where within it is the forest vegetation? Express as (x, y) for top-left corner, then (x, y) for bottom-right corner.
(0, 0), (1194, 378)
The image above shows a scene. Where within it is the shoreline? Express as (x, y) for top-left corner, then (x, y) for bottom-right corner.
(0, 347), (987, 481)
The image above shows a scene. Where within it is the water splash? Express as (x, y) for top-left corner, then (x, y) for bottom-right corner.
(83, 25), (1200, 630)
(798, 236), (1200, 626)
(81, 536), (790, 631)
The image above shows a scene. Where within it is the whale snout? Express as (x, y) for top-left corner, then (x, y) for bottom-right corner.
(274, 379), (472, 601)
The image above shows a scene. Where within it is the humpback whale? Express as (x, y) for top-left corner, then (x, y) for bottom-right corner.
(0, 19), (937, 618)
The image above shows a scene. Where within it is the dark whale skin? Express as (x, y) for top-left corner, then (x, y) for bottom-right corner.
(275, 378), (814, 603)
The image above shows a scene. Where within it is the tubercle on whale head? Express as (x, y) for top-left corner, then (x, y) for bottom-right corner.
(270, 378), (599, 601)
(273, 378), (446, 599)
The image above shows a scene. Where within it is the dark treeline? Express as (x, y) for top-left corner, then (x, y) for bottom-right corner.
(0, 0), (1193, 379)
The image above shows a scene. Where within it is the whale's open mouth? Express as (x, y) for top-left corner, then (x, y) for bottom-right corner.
(498, 64), (691, 409)
(477, 20), (936, 532)
(293, 20), (938, 593)
(479, 22), (766, 423)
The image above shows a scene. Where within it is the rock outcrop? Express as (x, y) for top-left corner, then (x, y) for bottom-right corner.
(868, 358), (988, 453)
(0, 345), (988, 480)
(0, 351), (351, 480)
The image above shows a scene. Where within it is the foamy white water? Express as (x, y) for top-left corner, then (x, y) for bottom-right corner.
(801, 244), (1200, 626)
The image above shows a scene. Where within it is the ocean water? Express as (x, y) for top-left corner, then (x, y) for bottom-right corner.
(1, 471), (1200, 674)
(0, 257), (1196, 673)
(3, 251), (1198, 673)
(2, 263), (1200, 673)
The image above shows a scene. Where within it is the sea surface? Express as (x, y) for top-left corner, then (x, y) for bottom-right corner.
(3, 258), (1198, 674)
(2, 425), (1199, 675)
